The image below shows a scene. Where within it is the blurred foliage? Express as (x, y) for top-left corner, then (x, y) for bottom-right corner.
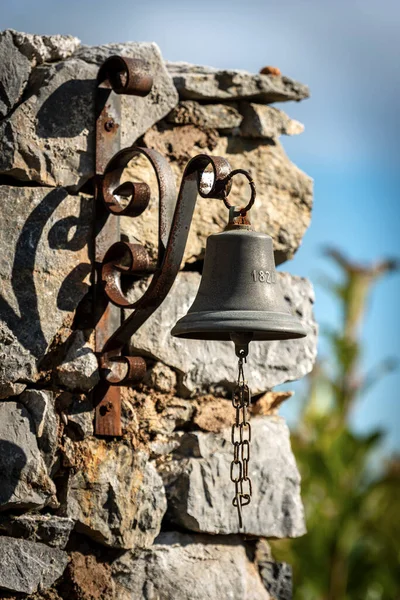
(271, 249), (400, 600)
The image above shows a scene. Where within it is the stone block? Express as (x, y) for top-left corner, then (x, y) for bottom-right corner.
(63, 440), (166, 549)
(240, 103), (304, 138)
(161, 416), (306, 537)
(0, 536), (68, 594)
(0, 514), (74, 549)
(112, 531), (270, 600)
(56, 330), (99, 392)
(66, 393), (94, 439)
(0, 401), (57, 511)
(19, 389), (59, 470)
(167, 61), (310, 103)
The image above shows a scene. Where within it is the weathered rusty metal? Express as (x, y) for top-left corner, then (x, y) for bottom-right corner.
(103, 180), (151, 217)
(95, 72), (122, 354)
(100, 146), (176, 264)
(94, 62), (122, 436)
(102, 242), (155, 307)
(94, 56), (154, 437)
(97, 55), (153, 97)
(224, 206), (253, 230)
(99, 153), (234, 389)
(98, 354), (147, 385)
(221, 169), (256, 215)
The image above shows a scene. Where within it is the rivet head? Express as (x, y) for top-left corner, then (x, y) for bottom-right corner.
(104, 120), (115, 132)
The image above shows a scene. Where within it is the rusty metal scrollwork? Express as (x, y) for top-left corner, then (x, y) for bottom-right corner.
(94, 56), (157, 435)
(98, 152), (233, 383)
(94, 55), (235, 435)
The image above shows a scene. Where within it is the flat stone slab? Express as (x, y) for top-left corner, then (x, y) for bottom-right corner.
(167, 61), (310, 102)
(167, 101), (304, 139)
(161, 416), (306, 537)
(167, 100), (242, 130)
(0, 536), (68, 594)
(0, 514), (74, 549)
(112, 531), (271, 600)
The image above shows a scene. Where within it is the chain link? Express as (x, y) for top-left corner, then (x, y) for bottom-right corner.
(230, 356), (252, 528)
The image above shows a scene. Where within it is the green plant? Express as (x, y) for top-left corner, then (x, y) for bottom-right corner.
(271, 249), (399, 600)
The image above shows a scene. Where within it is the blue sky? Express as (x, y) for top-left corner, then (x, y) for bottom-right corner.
(2, 0), (400, 453)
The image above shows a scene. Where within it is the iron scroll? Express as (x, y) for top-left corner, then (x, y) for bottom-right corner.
(94, 54), (256, 436)
(98, 152), (235, 385)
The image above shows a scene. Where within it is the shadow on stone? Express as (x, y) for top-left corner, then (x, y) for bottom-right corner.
(57, 263), (91, 312)
(48, 196), (91, 252)
(36, 79), (95, 139)
(0, 188), (68, 357)
(0, 188), (92, 359)
(0, 440), (27, 505)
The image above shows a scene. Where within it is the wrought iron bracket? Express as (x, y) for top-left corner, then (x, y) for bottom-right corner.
(93, 56), (237, 436)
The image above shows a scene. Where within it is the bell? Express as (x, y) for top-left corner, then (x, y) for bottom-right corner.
(171, 191), (306, 530)
(172, 207), (306, 349)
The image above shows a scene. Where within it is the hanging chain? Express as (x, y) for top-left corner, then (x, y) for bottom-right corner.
(230, 355), (252, 528)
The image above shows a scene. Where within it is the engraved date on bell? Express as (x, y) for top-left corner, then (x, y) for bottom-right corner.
(251, 270), (276, 284)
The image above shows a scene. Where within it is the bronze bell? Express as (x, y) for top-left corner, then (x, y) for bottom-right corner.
(171, 169), (306, 529)
(172, 206), (306, 352)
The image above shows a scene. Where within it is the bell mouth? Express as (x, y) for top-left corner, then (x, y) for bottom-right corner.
(171, 310), (307, 341)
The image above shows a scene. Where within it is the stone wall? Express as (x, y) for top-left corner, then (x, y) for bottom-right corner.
(0, 30), (316, 599)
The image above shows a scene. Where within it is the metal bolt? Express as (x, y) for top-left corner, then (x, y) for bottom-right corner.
(99, 401), (113, 417)
(104, 120), (115, 132)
